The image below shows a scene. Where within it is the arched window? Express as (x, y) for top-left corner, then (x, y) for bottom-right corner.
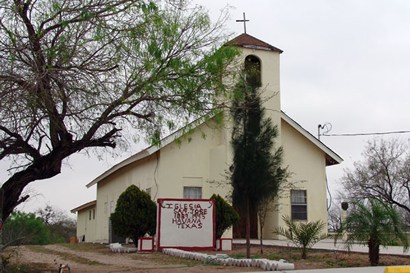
(244, 55), (261, 87)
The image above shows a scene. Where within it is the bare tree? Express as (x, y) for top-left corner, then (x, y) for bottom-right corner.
(327, 191), (347, 232)
(341, 138), (410, 220)
(327, 203), (342, 232)
(36, 205), (76, 242)
(0, 0), (238, 221)
(257, 196), (274, 255)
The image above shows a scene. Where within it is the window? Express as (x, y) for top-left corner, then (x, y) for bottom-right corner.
(183, 187), (202, 199)
(245, 55), (261, 87)
(291, 190), (307, 220)
(88, 209), (96, 220)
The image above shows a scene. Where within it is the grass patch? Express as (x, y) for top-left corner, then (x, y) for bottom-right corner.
(264, 246), (301, 261)
(229, 253), (246, 259)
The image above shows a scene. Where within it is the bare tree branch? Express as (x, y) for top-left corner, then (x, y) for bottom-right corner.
(0, 0), (238, 221)
(341, 138), (410, 222)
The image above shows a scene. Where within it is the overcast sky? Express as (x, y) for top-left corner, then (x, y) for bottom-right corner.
(4, 0), (410, 214)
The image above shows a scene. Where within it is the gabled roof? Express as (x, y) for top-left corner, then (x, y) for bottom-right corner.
(86, 149), (151, 188)
(86, 117), (208, 188)
(281, 111), (343, 166)
(225, 33), (283, 53)
(85, 113), (343, 188)
(71, 200), (96, 213)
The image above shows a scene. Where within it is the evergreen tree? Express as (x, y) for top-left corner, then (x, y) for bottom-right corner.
(110, 185), (156, 248)
(210, 194), (239, 239)
(230, 73), (287, 258)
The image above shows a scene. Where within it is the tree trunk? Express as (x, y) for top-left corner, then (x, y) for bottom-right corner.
(0, 152), (68, 222)
(246, 197), (251, 258)
(0, 243), (5, 272)
(301, 246), (307, 259)
(233, 206), (258, 238)
(133, 235), (139, 249)
(0, 125), (117, 223)
(259, 216), (264, 254)
(368, 239), (380, 266)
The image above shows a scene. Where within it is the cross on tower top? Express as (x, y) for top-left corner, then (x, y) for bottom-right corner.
(236, 12), (249, 34)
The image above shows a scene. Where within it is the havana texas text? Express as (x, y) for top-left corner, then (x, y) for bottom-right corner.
(164, 203), (208, 229)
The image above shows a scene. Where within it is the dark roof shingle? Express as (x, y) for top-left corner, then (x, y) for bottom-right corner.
(225, 33), (283, 53)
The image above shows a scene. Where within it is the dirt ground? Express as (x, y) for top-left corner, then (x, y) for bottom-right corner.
(6, 244), (262, 273)
(4, 243), (410, 273)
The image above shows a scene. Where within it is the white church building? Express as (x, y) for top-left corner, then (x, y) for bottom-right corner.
(71, 33), (342, 243)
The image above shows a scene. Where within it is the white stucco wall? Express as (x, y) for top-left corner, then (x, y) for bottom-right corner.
(94, 155), (158, 243)
(266, 119), (328, 237)
(93, 119), (233, 243)
(156, 119), (231, 200)
(239, 47), (282, 143)
(75, 206), (97, 242)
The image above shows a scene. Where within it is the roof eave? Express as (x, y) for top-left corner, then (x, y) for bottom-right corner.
(85, 150), (151, 188)
(281, 111), (343, 166)
(225, 33), (283, 53)
(70, 200), (97, 213)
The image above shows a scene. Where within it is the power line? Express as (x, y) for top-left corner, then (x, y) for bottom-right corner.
(322, 130), (410, 137)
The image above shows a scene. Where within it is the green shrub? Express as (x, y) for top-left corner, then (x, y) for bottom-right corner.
(210, 194), (239, 239)
(110, 185), (156, 248)
(274, 216), (326, 259)
(2, 211), (50, 245)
